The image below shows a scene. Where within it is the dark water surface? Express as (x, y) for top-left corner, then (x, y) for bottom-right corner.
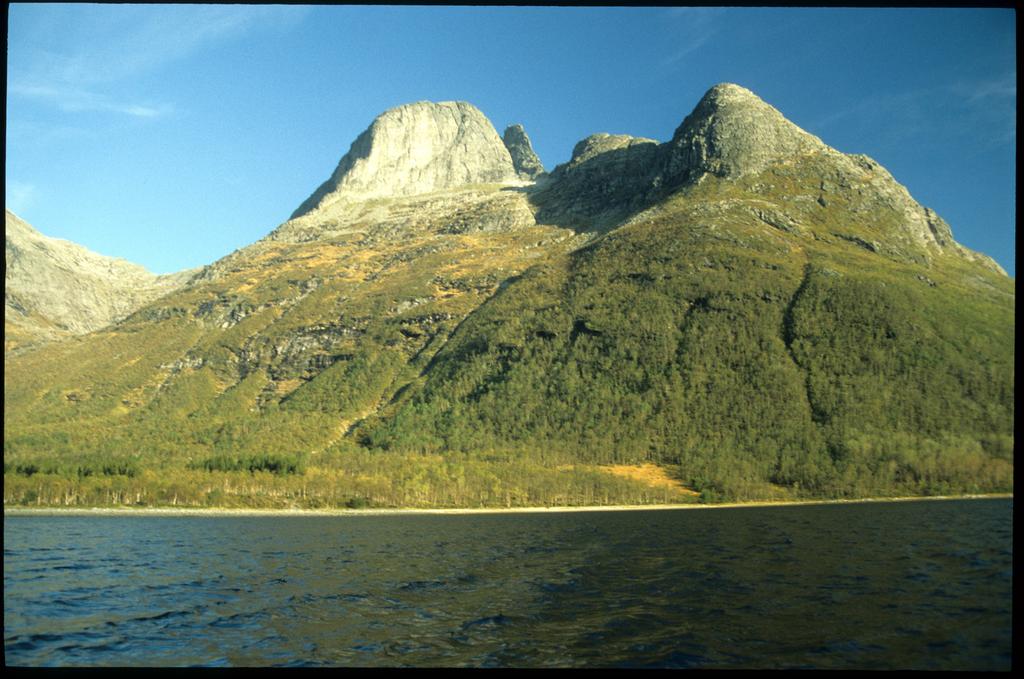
(4, 499), (1012, 668)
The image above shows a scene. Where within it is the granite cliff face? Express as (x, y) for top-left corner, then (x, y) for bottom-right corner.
(4, 210), (195, 351)
(269, 104), (550, 247)
(291, 101), (521, 219)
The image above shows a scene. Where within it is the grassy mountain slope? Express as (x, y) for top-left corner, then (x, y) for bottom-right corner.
(360, 166), (1013, 500)
(7, 187), (668, 507)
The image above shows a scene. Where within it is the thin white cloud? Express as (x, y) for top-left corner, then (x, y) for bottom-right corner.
(958, 74), (1016, 104)
(123, 105), (162, 118)
(8, 5), (309, 118)
(10, 82), (170, 118)
(812, 91), (920, 131)
(661, 8), (724, 67)
(813, 77), (1016, 149)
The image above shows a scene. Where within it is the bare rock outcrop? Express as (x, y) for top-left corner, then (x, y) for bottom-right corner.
(291, 101), (520, 218)
(502, 124), (545, 179)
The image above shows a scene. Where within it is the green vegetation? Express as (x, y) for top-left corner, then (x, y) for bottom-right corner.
(3, 166), (1014, 508)
(4, 454), (140, 479)
(191, 453), (305, 475)
(358, 200), (1013, 502)
(3, 445), (691, 509)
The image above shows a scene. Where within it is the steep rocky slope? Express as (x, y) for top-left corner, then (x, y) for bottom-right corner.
(4, 210), (197, 352)
(3, 86), (1013, 507)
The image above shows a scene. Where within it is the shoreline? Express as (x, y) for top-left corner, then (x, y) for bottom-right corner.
(2, 493), (1012, 517)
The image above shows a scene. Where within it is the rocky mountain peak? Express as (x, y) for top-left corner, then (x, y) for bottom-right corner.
(502, 124), (545, 179)
(291, 101), (519, 218)
(663, 82), (828, 185)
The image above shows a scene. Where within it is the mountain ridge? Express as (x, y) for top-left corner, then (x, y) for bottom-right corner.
(4, 210), (198, 352)
(278, 83), (1003, 275)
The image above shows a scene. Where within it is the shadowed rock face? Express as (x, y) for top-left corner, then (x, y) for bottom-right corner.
(529, 85), (830, 226)
(502, 124), (545, 179)
(291, 101), (519, 218)
(4, 210), (196, 347)
(532, 133), (662, 226)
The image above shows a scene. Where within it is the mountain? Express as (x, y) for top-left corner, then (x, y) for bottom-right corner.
(3, 85), (1013, 509)
(4, 210), (197, 353)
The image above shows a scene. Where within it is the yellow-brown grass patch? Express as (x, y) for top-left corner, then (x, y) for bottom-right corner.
(273, 378), (304, 398)
(600, 464), (700, 496)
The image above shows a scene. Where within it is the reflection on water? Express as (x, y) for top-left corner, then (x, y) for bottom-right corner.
(3, 499), (1012, 668)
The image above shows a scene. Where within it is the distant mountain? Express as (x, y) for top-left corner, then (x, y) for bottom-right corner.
(3, 85), (1013, 508)
(4, 210), (197, 352)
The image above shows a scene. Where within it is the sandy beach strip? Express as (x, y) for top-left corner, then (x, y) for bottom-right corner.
(2, 493), (1011, 517)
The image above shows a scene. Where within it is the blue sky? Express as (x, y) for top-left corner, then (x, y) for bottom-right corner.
(6, 5), (1016, 275)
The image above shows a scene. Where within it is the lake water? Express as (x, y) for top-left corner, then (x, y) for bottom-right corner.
(3, 498), (1012, 668)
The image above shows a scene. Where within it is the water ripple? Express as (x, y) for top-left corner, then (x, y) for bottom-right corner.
(3, 499), (1013, 669)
